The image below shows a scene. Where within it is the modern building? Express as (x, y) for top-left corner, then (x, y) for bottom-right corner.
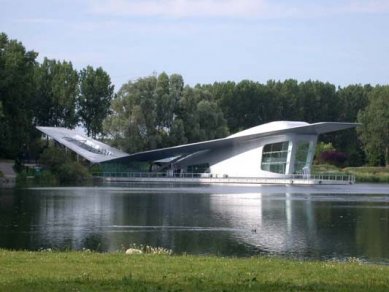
(37, 121), (357, 180)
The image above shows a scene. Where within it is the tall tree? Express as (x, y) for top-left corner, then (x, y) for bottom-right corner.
(357, 86), (389, 166)
(78, 66), (114, 138)
(0, 33), (37, 158)
(103, 75), (158, 152)
(34, 58), (79, 127)
(155, 72), (175, 130)
(334, 85), (371, 165)
(299, 80), (338, 123)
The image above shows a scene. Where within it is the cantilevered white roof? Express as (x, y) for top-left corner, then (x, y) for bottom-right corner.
(36, 126), (130, 163)
(37, 121), (358, 163)
(125, 121), (358, 161)
(228, 121), (309, 138)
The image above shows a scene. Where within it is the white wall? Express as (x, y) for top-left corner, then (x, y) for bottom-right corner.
(175, 134), (318, 178)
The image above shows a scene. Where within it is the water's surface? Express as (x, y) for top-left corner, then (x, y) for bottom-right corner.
(0, 183), (388, 263)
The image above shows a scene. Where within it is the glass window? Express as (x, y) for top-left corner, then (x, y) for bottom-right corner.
(261, 141), (289, 174)
(294, 142), (310, 174)
(187, 163), (210, 173)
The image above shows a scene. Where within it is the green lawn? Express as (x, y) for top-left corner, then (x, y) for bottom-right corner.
(0, 250), (388, 291)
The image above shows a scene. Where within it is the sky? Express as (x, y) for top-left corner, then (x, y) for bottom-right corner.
(1, 0), (389, 90)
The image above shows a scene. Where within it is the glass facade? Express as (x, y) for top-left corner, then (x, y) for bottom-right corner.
(261, 141), (289, 174)
(294, 142), (310, 174)
(187, 163), (210, 173)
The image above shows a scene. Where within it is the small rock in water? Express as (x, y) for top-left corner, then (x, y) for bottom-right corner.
(125, 248), (143, 255)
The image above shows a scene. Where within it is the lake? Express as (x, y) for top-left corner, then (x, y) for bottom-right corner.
(0, 183), (388, 263)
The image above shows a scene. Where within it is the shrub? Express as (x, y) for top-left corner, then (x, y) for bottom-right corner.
(318, 151), (348, 167)
(39, 147), (91, 185)
(57, 161), (91, 184)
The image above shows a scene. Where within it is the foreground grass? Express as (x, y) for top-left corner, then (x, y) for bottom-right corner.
(0, 250), (388, 291)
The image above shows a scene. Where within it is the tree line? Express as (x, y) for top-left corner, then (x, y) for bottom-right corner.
(0, 33), (114, 159)
(104, 75), (388, 167)
(1, 33), (388, 167)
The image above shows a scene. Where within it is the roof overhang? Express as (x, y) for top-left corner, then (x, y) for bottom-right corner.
(36, 121), (359, 163)
(36, 126), (130, 163)
(123, 122), (359, 161)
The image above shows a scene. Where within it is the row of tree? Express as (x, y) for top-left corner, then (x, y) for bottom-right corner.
(104, 74), (388, 166)
(0, 33), (114, 158)
(1, 32), (388, 166)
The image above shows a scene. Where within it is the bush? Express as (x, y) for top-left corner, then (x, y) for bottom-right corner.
(34, 170), (58, 185)
(89, 164), (102, 175)
(39, 147), (91, 185)
(318, 151), (348, 167)
(57, 161), (91, 184)
(39, 147), (69, 173)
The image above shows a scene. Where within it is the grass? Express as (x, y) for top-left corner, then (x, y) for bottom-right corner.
(312, 164), (389, 183)
(343, 166), (389, 183)
(0, 250), (389, 291)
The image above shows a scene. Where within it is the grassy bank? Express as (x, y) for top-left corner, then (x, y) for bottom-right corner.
(313, 164), (389, 183)
(343, 167), (389, 183)
(0, 250), (388, 291)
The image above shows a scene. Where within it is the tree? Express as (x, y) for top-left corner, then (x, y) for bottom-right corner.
(299, 80), (338, 123)
(175, 86), (228, 142)
(231, 80), (271, 131)
(267, 79), (302, 121)
(0, 33), (37, 158)
(357, 86), (389, 166)
(334, 85), (371, 166)
(103, 75), (159, 152)
(155, 72), (175, 129)
(196, 99), (229, 140)
(78, 66), (114, 137)
(104, 73), (189, 152)
(33, 58), (79, 127)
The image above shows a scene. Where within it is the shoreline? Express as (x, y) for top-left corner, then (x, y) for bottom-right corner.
(26, 182), (389, 195)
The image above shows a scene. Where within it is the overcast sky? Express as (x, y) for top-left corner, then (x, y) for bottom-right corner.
(1, 0), (388, 90)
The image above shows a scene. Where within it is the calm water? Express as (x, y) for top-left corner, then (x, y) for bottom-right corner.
(0, 183), (388, 263)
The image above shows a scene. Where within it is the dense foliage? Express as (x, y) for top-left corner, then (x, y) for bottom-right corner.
(1, 32), (388, 167)
(104, 74), (386, 166)
(103, 73), (228, 153)
(38, 147), (90, 184)
(357, 86), (389, 166)
(79, 66), (114, 138)
(0, 33), (114, 160)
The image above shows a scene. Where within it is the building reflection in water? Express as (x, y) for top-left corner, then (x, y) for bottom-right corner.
(0, 187), (388, 261)
(209, 192), (318, 255)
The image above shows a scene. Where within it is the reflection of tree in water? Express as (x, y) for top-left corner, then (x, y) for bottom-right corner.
(1, 187), (388, 262)
(109, 192), (255, 256)
(355, 205), (389, 259)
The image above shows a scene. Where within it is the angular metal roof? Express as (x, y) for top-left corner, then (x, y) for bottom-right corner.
(124, 121), (358, 161)
(36, 121), (358, 163)
(36, 126), (130, 163)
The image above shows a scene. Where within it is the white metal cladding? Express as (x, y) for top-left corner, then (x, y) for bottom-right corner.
(36, 121), (358, 166)
(125, 121), (358, 161)
(36, 126), (130, 163)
